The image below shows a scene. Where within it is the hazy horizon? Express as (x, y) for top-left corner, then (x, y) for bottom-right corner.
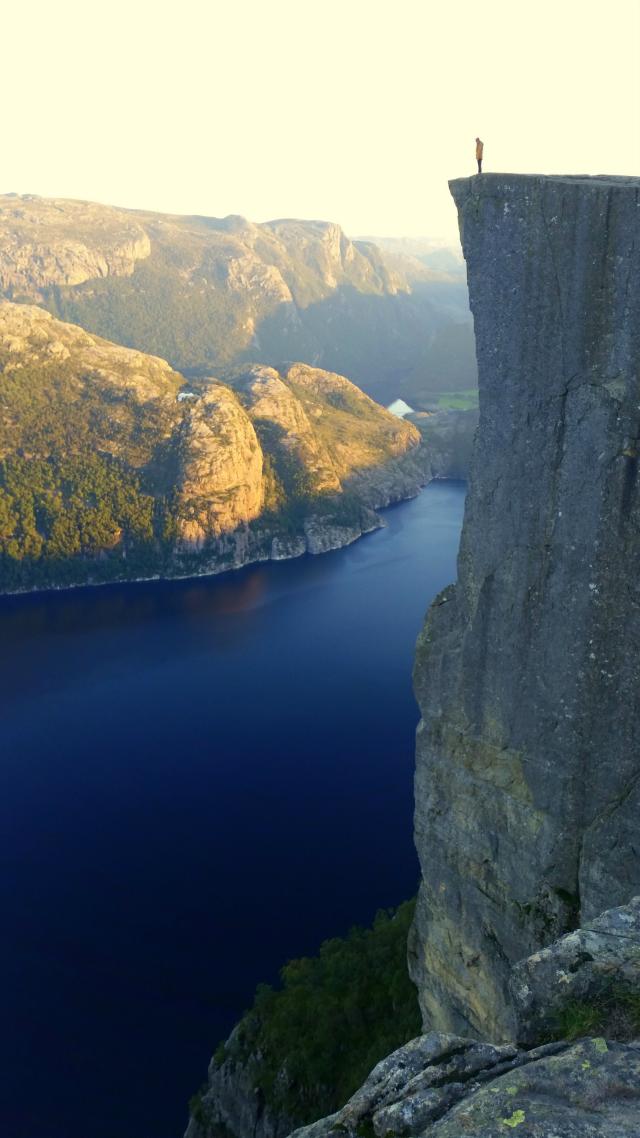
(0, 186), (468, 248)
(5, 0), (640, 240)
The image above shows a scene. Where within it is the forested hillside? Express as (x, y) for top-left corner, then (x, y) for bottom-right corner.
(0, 302), (431, 592)
(0, 195), (476, 407)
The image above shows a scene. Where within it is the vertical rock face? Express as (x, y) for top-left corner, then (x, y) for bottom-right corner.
(176, 384), (265, 548)
(410, 175), (640, 1041)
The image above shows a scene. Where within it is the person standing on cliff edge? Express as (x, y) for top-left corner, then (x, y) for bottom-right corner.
(476, 137), (484, 173)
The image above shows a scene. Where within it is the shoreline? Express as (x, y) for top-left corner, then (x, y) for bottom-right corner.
(0, 475), (456, 603)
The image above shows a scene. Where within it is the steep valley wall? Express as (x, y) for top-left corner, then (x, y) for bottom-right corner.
(410, 174), (640, 1041)
(184, 174), (640, 1138)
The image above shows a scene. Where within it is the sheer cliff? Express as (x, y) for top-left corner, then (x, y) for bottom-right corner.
(182, 174), (640, 1138)
(410, 174), (640, 1041)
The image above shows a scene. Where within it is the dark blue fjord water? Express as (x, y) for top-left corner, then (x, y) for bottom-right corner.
(0, 482), (465, 1138)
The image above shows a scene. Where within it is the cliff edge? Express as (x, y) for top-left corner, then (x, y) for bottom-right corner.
(182, 174), (640, 1138)
(410, 173), (640, 1040)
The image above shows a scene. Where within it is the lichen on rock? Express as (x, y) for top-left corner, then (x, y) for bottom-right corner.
(285, 1031), (640, 1138)
(511, 895), (640, 1046)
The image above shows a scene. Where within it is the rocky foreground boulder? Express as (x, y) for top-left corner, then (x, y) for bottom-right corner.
(184, 900), (640, 1138)
(286, 899), (640, 1138)
(511, 896), (640, 1048)
(290, 1037), (640, 1138)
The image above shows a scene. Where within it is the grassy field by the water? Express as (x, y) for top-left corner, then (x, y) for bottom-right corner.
(431, 389), (479, 410)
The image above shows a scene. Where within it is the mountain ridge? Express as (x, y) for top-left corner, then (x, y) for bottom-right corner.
(0, 193), (476, 406)
(0, 300), (441, 594)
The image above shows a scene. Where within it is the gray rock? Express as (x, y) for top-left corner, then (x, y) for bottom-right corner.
(511, 895), (640, 1046)
(286, 1035), (640, 1138)
(429, 1038), (640, 1138)
(184, 1029), (294, 1138)
(286, 1033), (512, 1138)
(184, 175), (640, 1138)
(270, 535), (307, 560)
(283, 903), (640, 1138)
(410, 174), (640, 1041)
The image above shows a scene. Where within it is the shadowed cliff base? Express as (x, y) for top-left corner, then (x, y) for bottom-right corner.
(186, 898), (640, 1138)
(410, 172), (640, 1041)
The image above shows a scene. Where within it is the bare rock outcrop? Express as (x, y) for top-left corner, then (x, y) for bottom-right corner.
(182, 177), (640, 1138)
(410, 174), (640, 1041)
(0, 299), (179, 398)
(282, 901), (640, 1138)
(185, 1024), (294, 1138)
(177, 385), (264, 549)
(0, 193), (476, 404)
(511, 896), (640, 1047)
(287, 1034), (640, 1138)
(0, 195), (150, 294)
(231, 365), (342, 495)
(0, 305), (433, 593)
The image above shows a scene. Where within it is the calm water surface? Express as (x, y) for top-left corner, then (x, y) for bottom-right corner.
(0, 482), (465, 1138)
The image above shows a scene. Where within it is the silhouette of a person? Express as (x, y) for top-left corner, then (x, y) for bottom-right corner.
(476, 138), (484, 174)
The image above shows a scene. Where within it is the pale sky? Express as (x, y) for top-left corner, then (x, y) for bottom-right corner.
(5, 0), (640, 240)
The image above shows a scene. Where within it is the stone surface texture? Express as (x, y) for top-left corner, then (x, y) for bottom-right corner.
(176, 383), (265, 548)
(511, 895), (640, 1046)
(0, 195), (150, 291)
(427, 1038), (640, 1138)
(410, 174), (640, 1041)
(185, 1027), (294, 1138)
(182, 177), (640, 1137)
(287, 1035), (640, 1138)
(279, 903), (640, 1138)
